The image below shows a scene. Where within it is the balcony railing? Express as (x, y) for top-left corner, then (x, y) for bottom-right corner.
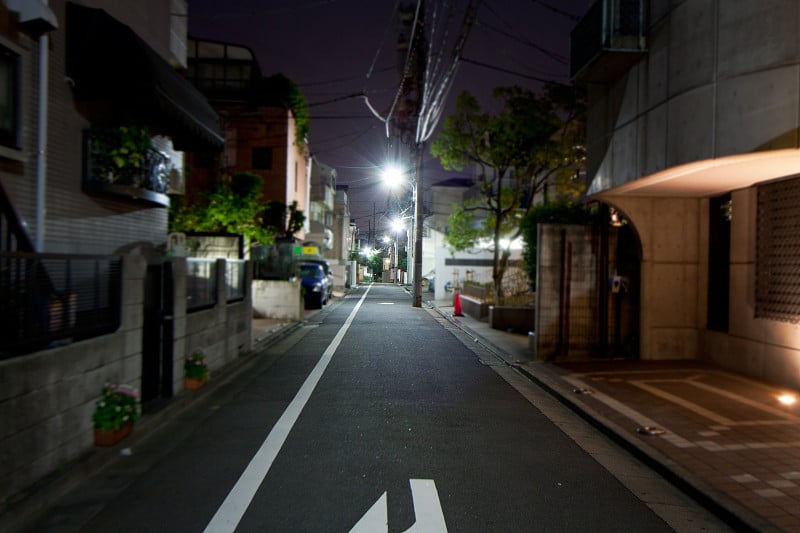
(0, 253), (122, 358)
(82, 128), (172, 207)
(570, 0), (646, 82)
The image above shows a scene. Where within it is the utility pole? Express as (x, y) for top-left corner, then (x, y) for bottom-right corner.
(412, 142), (424, 306)
(395, 1), (427, 307)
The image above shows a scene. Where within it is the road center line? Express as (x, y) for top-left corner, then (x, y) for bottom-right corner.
(204, 285), (373, 533)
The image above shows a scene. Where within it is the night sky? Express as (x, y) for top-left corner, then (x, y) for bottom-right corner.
(187, 0), (589, 233)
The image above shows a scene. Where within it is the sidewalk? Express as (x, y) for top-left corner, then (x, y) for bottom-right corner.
(430, 299), (800, 532)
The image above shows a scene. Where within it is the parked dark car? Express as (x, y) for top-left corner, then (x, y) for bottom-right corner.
(291, 256), (334, 302)
(293, 262), (330, 309)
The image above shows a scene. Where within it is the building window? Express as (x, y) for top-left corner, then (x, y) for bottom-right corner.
(0, 46), (20, 149)
(756, 177), (800, 321)
(252, 147), (272, 169)
(193, 151), (215, 169)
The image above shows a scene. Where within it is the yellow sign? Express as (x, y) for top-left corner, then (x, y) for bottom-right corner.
(294, 246), (319, 256)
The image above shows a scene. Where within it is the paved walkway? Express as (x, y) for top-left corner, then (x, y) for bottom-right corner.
(431, 299), (800, 532)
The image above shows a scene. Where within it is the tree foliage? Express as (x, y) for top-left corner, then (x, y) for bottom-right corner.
(257, 73), (310, 146)
(169, 172), (305, 248)
(430, 84), (585, 303)
(519, 199), (599, 291)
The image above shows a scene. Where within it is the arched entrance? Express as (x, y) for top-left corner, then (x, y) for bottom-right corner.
(600, 204), (641, 358)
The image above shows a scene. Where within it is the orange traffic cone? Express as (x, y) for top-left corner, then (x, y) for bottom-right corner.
(453, 291), (463, 317)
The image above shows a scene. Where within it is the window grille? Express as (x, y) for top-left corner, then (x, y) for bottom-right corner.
(756, 177), (800, 321)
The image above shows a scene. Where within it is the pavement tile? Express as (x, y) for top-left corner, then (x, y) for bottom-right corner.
(432, 301), (800, 532)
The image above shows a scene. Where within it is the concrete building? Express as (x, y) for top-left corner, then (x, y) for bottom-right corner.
(572, 0), (800, 389)
(0, 0), (251, 508)
(306, 157), (336, 253)
(332, 185), (358, 288)
(185, 38), (310, 242)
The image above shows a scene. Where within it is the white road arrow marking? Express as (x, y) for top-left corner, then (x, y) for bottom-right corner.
(349, 492), (388, 533)
(404, 479), (447, 532)
(349, 479), (448, 533)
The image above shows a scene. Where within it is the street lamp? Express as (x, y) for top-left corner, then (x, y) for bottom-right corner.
(381, 163), (405, 189)
(380, 160), (423, 305)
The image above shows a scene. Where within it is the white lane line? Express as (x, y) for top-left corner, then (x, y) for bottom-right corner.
(204, 286), (372, 533)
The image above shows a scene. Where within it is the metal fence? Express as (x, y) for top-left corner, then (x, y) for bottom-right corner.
(0, 253), (122, 358)
(186, 258), (217, 312)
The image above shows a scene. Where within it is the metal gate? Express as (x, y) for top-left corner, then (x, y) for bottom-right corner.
(536, 212), (640, 360)
(141, 261), (175, 410)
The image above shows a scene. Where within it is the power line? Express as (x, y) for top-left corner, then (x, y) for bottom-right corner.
(530, 0), (581, 22)
(459, 56), (568, 85)
(475, 17), (566, 65)
(479, 3), (566, 65)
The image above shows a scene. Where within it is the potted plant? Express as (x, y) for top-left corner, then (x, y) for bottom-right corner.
(92, 383), (141, 447)
(184, 350), (209, 390)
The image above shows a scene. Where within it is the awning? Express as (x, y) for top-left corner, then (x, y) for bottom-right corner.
(66, 3), (223, 151)
(589, 149), (800, 198)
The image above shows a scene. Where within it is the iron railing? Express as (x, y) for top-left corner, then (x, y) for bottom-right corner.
(186, 258), (217, 311)
(0, 180), (35, 253)
(570, 0), (646, 80)
(82, 128), (172, 207)
(0, 253), (122, 358)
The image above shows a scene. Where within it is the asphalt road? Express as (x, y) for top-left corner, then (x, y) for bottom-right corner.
(34, 284), (727, 532)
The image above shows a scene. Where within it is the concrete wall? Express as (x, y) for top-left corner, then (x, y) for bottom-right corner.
(700, 188), (800, 391)
(607, 197), (704, 361)
(582, 1), (800, 388)
(0, 255), (254, 504)
(587, 1), (800, 193)
(176, 258), (253, 390)
(252, 279), (302, 321)
(0, 255), (146, 503)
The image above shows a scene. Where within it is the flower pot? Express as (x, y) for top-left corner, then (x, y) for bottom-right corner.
(184, 376), (207, 391)
(94, 422), (133, 447)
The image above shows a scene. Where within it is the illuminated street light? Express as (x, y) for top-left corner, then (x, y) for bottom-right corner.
(381, 161), (422, 303)
(381, 163), (405, 188)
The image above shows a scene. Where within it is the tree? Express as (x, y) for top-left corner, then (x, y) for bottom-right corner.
(519, 199), (598, 291)
(169, 172), (305, 249)
(262, 200), (306, 241)
(430, 84), (585, 304)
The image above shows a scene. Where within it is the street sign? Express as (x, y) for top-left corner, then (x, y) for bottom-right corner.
(293, 245), (319, 255)
(350, 479), (447, 533)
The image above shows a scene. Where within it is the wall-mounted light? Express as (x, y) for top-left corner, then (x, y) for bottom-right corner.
(610, 207), (624, 227)
(777, 394), (797, 406)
